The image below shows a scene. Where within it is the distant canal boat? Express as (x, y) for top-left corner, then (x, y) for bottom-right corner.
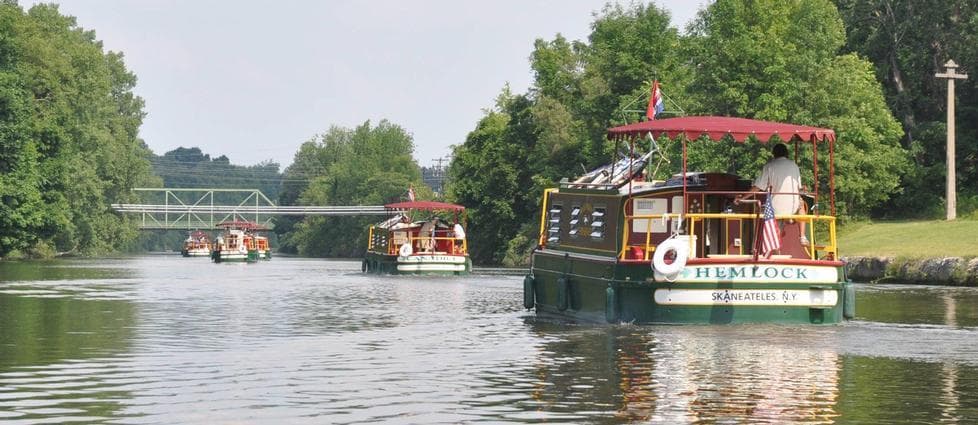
(524, 116), (855, 324)
(255, 235), (271, 260)
(181, 230), (211, 257)
(363, 201), (471, 275)
(211, 221), (267, 263)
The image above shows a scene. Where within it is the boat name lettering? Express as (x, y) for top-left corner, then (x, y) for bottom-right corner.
(711, 290), (778, 303)
(655, 288), (837, 307)
(692, 266), (809, 280)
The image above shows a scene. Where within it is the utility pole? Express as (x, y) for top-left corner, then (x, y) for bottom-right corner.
(427, 156), (450, 195)
(936, 60), (968, 221)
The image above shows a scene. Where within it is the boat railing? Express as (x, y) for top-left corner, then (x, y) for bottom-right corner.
(558, 181), (620, 191)
(369, 226), (468, 256)
(537, 188), (558, 247)
(619, 212), (837, 262)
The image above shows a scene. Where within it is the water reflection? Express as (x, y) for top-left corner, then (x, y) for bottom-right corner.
(0, 258), (977, 423)
(522, 322), (842, 423)
(0, 281), (136, 423)
(0, 259), (130, 283)
(855, 284), (978, 327)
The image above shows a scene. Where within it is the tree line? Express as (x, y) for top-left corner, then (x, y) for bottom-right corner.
(3, 1), (977, 263)
(0, 3), (155, 258)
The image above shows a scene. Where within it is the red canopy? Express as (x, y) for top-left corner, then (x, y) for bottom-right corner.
(216, 220), (267, 230)
(385, 201), (465, 211)
(607, 116), (835, 143)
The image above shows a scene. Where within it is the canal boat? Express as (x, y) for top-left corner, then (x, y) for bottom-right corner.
(363, 201), (471, 275)
(211, 221), (266, 263)
(255, 234), (271, 260)
(524, 116), (855, 324)
(181, 230), (211, 257)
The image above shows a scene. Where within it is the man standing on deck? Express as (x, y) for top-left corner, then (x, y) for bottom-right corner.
(452, 220), (466, 253)
(737, 143), (807, 246)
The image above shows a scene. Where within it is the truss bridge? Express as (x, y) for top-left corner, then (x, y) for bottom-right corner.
(111, 188), (389, 230)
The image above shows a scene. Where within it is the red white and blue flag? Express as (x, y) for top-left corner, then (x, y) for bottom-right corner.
(646, 80), (664, 120)
(761, 192), (781, 257)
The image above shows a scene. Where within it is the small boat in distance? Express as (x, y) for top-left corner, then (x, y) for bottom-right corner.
(211, 220), (268, 263)
(524, 116), (855, 325)
(181, 230), (211, 257)
(254, 234), (271, 260)
(363, 201), (471, 275)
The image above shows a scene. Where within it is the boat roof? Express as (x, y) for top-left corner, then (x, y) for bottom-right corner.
(384, 201), (465, 212)
(216, 220), (268, 230)
(607, 116), (835, 143)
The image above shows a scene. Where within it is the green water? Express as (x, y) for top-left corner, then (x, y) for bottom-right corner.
(0, 256), (976, 423)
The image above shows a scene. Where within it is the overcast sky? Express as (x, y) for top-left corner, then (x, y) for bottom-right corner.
(29, 0), (705, 168)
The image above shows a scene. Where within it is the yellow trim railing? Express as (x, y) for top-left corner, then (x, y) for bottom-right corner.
(368, 226), (376, 250)
(368, 225), (468, 255)
(392, 236), (467, 255)
(619, 213), (837, 261)
(538, 188), (557, 247)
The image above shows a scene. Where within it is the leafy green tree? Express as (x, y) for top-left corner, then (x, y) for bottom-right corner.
(149, 147), (283, 201)
(276, 120), (423, 257)
(448, 92), (531, 264)
(0, 3), (153, 258)
(448, 3), (682, 265)
(449, 0), (912, 265)
(680, 0), (907, 217)
(835, 0), (978, 217)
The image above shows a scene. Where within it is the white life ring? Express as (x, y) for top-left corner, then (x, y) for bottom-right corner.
(238, 242), (247, 253)
(399, 243), (413, 257)
(652, 237), (689, 276)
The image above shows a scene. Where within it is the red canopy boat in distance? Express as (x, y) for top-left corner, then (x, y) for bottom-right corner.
(384, 201), (466, 212)
(364, 200), (471, 275)
(215, 220), (269, 231)
(212, 220), (270, 262)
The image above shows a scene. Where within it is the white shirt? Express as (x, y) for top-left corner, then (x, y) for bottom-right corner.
(753, 157), (801, 215)
(452, 223), (466, 239)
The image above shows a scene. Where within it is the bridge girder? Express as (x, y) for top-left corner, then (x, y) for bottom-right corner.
(112, 188), (391, 230)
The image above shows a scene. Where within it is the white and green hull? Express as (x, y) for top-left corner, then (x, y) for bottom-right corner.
(363, 252), (471, 275)
(211, 250), (255, 263)
(182, 248), (211, 257)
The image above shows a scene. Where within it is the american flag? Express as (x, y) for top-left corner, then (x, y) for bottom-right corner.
(761, 193), (781, 257)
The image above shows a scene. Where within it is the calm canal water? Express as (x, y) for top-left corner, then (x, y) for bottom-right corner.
(1, 256), (977, 424)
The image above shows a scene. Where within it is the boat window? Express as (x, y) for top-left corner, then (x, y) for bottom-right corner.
(568, 204), (581, 239)
(633, 198), (668, 233)
(547, 204), (562, 244)
(671, 196), (684, 214)
(590, 207), (606, 241)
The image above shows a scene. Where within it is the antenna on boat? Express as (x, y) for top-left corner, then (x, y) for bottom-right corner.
(660, 91), (686, 116)
(617, 79), (688, 122)
(647, 132), (670, 180)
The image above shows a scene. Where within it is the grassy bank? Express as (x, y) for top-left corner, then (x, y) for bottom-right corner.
(838, 219), (978, 258)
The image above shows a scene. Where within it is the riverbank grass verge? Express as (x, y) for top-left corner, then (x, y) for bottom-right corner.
(838, 219), (978, 258)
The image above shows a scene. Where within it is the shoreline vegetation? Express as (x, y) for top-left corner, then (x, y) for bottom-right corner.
(5, 2), (978, 272)
(841, 219), (978, 286)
